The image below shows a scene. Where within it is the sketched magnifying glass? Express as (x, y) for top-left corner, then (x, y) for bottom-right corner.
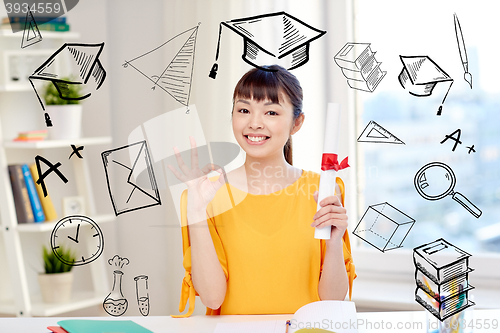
(414, 162), (482, 218)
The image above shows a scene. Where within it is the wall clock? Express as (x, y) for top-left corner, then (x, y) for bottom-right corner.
(62, 196), (86, 216)
(50, 215), (104, 266)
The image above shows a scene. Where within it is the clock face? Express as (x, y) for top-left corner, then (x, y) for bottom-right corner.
(69, 201), (82, 214)
(63, 196), (86, 216)
(50, 215), (104, 266)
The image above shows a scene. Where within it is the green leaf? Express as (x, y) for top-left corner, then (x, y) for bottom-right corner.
(42, 244), (76, 274)
(42, 76), (83, 105)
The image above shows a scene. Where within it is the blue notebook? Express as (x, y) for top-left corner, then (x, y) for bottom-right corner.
(21, 164), (45, 222)
(57, 320), (153, 333)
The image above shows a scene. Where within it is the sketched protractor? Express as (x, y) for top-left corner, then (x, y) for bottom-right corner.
(414, 162), (456, 200)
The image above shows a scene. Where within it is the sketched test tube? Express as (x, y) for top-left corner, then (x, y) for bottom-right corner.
(134, 275), (150, 316)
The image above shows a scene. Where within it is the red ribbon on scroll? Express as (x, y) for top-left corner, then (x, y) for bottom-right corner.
(321, 153), (349, 171)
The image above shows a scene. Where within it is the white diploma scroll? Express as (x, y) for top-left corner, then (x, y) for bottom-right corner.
(315, 103), (342, 239)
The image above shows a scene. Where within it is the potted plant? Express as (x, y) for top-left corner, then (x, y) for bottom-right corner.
(43, 78), (83, 140)
(38, 245), (75, 303)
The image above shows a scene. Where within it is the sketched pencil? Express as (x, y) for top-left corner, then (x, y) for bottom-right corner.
(454, 13), (472, 89)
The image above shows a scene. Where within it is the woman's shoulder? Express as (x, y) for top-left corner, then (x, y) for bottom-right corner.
(296, 170), (320, 195)
(301, 169), (320, 183)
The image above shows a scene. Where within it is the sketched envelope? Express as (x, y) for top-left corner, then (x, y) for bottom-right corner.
(102, 141), (161, 216)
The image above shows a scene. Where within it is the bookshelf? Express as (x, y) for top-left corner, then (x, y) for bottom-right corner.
(0, 30), (80, 39)
(16, 214), (115, 233)
(0, 290), (105, 317)
(3, 136), (111, 149)
(0, 30), (113, 317)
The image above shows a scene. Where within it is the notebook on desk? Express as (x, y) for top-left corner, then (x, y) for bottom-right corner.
(53, 320), (153, 333)
(213, 301), (357, 333)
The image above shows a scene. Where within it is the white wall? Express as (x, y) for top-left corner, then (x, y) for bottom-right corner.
(103, 0), (352, 316)
(0, 0), (353, 317)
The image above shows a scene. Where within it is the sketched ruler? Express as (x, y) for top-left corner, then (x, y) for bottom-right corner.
(357, 121), (405, 144)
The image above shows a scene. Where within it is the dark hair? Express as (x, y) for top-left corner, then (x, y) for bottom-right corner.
(233, 65), (303, 165)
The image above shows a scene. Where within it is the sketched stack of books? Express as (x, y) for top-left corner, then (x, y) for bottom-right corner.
(334, 43), (386, 92)
(413, 238), (475, 321)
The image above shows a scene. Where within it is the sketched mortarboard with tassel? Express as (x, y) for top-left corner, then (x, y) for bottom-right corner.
(209, 11), (326, 78)
(29, 43), (106, 126)
(398, 55), (454, 115)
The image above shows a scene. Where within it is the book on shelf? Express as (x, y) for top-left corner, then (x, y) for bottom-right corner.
(14, 130), (48, 142)
(1, 22), (70, 32)
(8, 165), (34, 224)
(21, 164), (45, 222)
(29, 163), (57, 221)
(2, 16), (66, 25)
(13, 138), (46, 142)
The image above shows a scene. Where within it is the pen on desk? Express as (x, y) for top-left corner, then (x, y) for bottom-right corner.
(454, 13), (472, 88)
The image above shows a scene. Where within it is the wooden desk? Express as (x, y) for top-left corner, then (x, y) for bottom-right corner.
(0, 309), (498, 332)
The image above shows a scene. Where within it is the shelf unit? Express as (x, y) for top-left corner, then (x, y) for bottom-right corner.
(0, 291), (105, 317)
(0, 30), (80, 39)
(3, 136), (111, 149)
(0, 31), (113, 317)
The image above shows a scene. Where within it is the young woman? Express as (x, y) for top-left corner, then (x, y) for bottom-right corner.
(170, 65), (355, 317)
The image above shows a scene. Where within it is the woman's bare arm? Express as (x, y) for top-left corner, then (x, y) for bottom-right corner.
(167, 137), (228, 310)
(312, 190), (349, 300)
(187, 210), (227, 309)
(318, 239), (348, 300)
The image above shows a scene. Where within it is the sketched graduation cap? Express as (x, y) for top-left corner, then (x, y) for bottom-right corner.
(398, 56), (453, 96)
(29, 43), (106, 113)
(398, 56), (454, 115)
(209, 11), (326, 78)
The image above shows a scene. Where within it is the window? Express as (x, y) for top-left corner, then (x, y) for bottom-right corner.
(351, 1), (500, 304)
(355, 0), (500, 255)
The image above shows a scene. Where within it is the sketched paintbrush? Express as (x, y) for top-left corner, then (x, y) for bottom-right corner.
(454, 13), (472, 88)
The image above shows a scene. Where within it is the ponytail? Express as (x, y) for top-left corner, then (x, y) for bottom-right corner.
(284, 136), (293, 165)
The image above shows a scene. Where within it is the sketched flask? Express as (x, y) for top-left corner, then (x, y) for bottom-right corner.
(103, 270), (128, 316)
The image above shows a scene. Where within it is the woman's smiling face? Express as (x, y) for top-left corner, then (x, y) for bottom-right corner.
(232, 92), (300, 160)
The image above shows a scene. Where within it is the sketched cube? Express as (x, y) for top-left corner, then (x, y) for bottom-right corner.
(353, 202), (415, 252)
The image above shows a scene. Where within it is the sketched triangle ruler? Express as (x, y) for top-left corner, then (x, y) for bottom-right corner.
(27, 23), (36, 40)
(124, 24), (200, 107)
(358, 121), (405, 144)
(21, 10), (42, 48)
